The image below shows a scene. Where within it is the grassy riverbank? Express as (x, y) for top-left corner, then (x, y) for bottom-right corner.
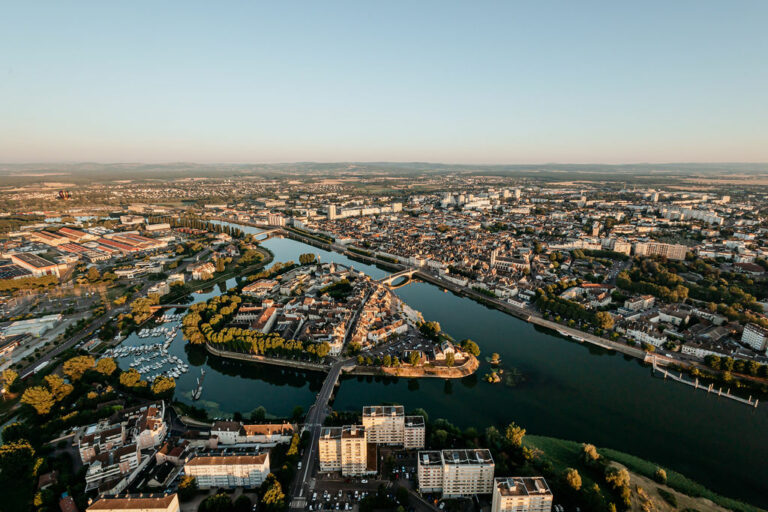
(523, 435), (763, 512)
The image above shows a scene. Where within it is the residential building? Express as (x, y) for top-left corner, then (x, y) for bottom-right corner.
(86, 494), (180, 512)
(418, 449), (495, 497)
(362, 405), (404, 445)
(742, 323), (768, 353)
(184, 452), (270, 489)
(491, 477), (553, 512)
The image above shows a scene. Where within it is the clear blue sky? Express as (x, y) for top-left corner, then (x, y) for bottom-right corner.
(1, 1), (766, 164)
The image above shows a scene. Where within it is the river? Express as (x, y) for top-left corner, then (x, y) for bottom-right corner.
(124, 222), (768, 507)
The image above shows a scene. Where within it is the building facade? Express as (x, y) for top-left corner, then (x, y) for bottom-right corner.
(184, 453), (270, 489)
(491, 477), (553, 512)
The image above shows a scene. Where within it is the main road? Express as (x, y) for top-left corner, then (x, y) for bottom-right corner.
(289, 357), (354, 510)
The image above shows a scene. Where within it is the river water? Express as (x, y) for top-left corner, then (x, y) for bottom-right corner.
(122, 222), (767, 507)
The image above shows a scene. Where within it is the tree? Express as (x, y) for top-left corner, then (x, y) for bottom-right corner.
(444, 352), (455, 367)
(234, 495), (253, 512)
(200, 492), (232, 512)
(44, 374), (73, 401)
(382, 355), (392, 367)
(605, 467), (631, 489)
(299, 253), (317, 265)
(565, 468), (582, 491)
(151, 376), (176, 395)
(178, 475), (198, 501)
(490, 353), (500, 364)
(87, 266), (101, 282)
(0, 440), (36, 481)
(261, 474), (286, 511)
(582, 443), (599, 463)
(94, 357), (117, 376)
(251, 406), (267, 422)
(119, 368), (143, 388)
(21, 386), (56, 415)
(408, 351), (421, 366)
(460, 339), (481, 356)
(595, 311), (614, 330)
(62, 355), (95, 381)
(654, 467), (667, 484)
(505, 421), (526, 448)
(292, 406), (304, 421)
(287, 433), (300, 456)
(1, 369), (18, 391)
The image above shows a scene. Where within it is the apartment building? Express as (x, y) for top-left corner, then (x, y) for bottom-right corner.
(184, 452), (270, 489)
(363, 405), (404, 444)
(319, 427), (343, 473)
(319, 426), (373, 476)
(404, 416), (426, 449)
(85, 444), (141, 491)
(86, 493), (180, 512)
(341, 425), (369, 476)
(418, 449), (495, 497)
(742, 323), (768, 353)
(633, 242), (687, 261)
(491, 477), (553, 512)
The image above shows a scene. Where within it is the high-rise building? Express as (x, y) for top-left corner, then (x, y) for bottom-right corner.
(492, 477), (553, 512)
(404, 416), (426, 449)
(328, 204), (338, 220)
(319, 426), (372, 476)
(363, 405), (404, 445)
(417, 449), (495, 497)
(742, 323), (768, 353)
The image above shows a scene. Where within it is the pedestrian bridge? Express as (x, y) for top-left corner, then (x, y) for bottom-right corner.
(378, 268), (418, 286)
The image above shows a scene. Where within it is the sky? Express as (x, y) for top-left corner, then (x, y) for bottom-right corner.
(1, 1), (767, 165)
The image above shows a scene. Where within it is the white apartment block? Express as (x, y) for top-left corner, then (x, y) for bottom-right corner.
(184, 453), (270, 489)
(492, 477), (553, 512)
(319, 426), (372, 477)
(362, 405), (425, 448)
(363, 405), (404, 445)
(404, 416), (426, 449)
(633, 242), (687, 261)
(319, 427), (343, 473)
(742, 323), (768, 353)
(418, 449), (495, 497)
(341, 425), (369, 476)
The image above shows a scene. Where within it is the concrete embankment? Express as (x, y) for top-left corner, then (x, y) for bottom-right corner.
(205, 343), (330, 372)
(346, 355), (479, 379)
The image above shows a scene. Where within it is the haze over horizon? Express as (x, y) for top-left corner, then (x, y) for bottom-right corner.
(2, 1), (767, 164)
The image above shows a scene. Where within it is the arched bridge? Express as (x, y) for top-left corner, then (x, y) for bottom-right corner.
(378, 268), (418, 286)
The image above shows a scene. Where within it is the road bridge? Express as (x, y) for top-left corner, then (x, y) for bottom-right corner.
(378, 268), (418, 286)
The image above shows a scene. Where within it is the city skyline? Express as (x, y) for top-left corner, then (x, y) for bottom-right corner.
(2, 1), (768, 164)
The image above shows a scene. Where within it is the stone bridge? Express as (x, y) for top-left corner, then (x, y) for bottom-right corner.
(378, 268), (418, 286)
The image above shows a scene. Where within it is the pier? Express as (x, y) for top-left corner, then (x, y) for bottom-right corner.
(651, 355), (759, 408)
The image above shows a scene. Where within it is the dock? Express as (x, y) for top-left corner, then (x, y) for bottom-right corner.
(651, 355), (759, 408)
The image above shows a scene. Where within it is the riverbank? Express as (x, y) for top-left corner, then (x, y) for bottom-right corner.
(204, 343), (330, 372)
(346, 355), (479, 379)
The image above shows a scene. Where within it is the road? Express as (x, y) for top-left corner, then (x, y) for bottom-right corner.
(290, 357), (354, 509)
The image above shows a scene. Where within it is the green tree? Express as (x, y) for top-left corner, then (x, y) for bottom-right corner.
(654, 467), (667, 484)
(234, 495), (253, 512)
(505, 421), (526, 448)
(21, 386), (56, 415)
(287, 433), (300, 456)
(460, 339), (481, 356)
(62, 355), (95, 381)
(251, 406), (267, 422)
(444, 352), (455, 367)
(408, 351), (421, 366)
(299, 253), (317, 265)
(95, 357), (118, 376)
(382, 355), (392, 367)
(292, 406), (304, 421)
(0, 440), (36, 481)
(200, 492), (232, 512)
(565, 468), (582, 491)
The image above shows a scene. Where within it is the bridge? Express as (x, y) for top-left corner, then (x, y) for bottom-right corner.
(254, 227), (282, 240)
(378, 268), (418, 286)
